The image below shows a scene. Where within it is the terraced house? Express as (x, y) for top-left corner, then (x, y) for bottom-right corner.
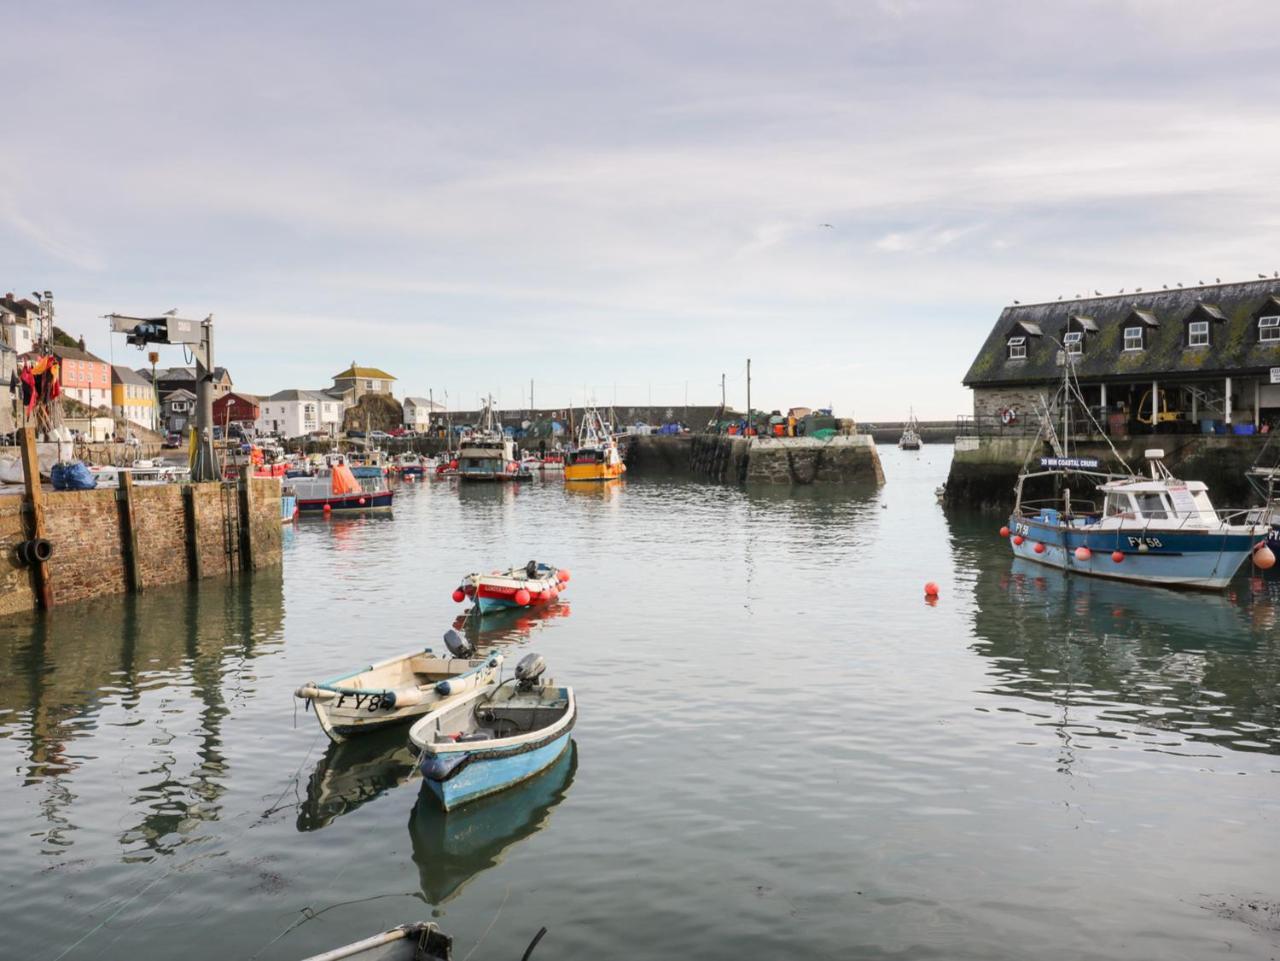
(963, 278), (1280, 436)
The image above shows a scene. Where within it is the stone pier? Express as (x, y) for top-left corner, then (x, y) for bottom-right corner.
(630, 434), (884, 485)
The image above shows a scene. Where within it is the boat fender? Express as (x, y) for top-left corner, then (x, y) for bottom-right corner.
(1000, 407), (1018, 426)
(14, 538), (53, 567)
(293, 684), (336, 702)
(420, 751), (472, 782)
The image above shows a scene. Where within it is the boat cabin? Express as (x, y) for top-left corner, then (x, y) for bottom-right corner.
(1098, 479), (1218, 526)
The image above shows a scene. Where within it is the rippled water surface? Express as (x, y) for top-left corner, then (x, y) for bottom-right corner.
(2, 447), (1278, 960)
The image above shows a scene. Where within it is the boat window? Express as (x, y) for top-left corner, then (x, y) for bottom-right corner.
(1191, 491), (1217, 518)
(1134, 493), (1168, 519)
(1104, 494), (1134, 517)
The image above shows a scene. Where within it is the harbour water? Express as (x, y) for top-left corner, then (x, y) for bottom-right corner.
(2, 447), (1277, 960)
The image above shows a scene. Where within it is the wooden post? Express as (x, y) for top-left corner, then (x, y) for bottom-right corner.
(18, 427), (53, 610)
(182, 484), (201, 580)
(237, 476), (254, 572)
(118, 470), (143, 594)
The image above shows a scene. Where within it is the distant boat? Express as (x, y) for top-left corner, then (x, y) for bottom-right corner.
(458, 398), (531, 481)
(291, 461), (393, 513)
(395, 451), (426, 477)
(453, 561), (569, 614)
(281, 489), (298, 523)
(409, 654), (575, 811)
(294, 632), (502, 742)
(299, 922), (452, 961)
(564, 407), (626, 481)
(898, 409), (922, 450)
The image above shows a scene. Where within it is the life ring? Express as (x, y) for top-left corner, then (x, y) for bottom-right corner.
(1000, 407), (1018, 426)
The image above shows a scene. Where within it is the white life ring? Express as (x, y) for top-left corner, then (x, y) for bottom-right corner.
(1000, 407), (1018, 426)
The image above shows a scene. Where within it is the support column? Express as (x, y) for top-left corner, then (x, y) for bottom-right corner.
(118, 470), (142, 594)
(1226, 376), (1233, 424)
(19, 427), (52, 611)
(1191, 387), (1198, 422)
(1152, 378), (1159, 428)
(1255, 379), (1261, 428)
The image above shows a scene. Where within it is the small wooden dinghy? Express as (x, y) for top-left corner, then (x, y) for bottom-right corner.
(300, 922), (451, 961)
(451, 560), (570, 614)
(409, 654), (575, 811)
(295, 631), (502, 743)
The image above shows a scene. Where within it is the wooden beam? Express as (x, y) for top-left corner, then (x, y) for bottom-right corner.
(182, 484), (201, 580)
(237, 477), (254, 572)
(18, 427), (53, 610)
(118, 470), (143, 594)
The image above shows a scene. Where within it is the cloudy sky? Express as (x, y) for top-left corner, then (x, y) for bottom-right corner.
(5, 1), (1280, 419)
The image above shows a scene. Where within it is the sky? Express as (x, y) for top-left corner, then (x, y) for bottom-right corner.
(4, 0), (1280, 420)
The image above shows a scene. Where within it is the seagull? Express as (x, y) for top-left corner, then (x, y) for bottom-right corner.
(1057, 295), (1063, 301)
(819, 223), (834, 228)
(1259, 273), (1267, 279)
(1135, 287), (1143, 293)
(1013, 299), (1021, 304)
(1163, 284), (1169, 289)
(1198, 280), (1204, 285)
(1094, 289), (1102, 296)
(1215, 277), (1221, 283)
(1177, 282), (1183, 288)
(163, 308), (178, 316)
(1118, 288), (1125, 294)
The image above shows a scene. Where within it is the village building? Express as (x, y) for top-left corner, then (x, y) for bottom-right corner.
(139, 365), (234, 398)
(962, 278), (1280, 436)
(161, 388), (196, 433)
(330, 362), (395, 403)
(213, 391), (262, 433)
(111, 365), (155, 430)
(53, 341), (112, 410)
(0, 299), (36, 356)
(402, 396), (445, 431)
(256, 389), (344, 438)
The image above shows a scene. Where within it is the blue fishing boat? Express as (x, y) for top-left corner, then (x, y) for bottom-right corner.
(408, 654), (575, 811)
(281, 489), (298, 523)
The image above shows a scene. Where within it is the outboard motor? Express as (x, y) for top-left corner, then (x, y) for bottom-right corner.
(515, 653), (546, 691)
(525, 559), (539, 579)
(443, 628), (474, 659)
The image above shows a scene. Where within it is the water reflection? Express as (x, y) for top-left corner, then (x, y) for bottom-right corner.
(0, 572), (284, 857)
(452, 602), (573, 649)
(296, 727), (417, 832)
(409, 740), (577, 905)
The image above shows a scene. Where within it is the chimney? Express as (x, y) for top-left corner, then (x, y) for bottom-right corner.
(78, 335), (86, 351)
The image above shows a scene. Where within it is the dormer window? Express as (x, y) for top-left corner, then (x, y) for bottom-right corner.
(1123, 327), (1144, 351)
(1062, 331), (1083, 355)
(1007, 336), (1027, 360)
(1260, 315), (1280, 343)
(1188, 320), (1209, 348)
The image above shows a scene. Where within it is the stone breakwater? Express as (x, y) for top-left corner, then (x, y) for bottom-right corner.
(628, 434), (885, 485)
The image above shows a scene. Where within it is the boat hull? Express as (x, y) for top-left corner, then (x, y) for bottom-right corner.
(298, 490), (394, 513)
(563, 462), (625, 482)
(1009, 514), (1257, 589)
(421, 731), (572, 812)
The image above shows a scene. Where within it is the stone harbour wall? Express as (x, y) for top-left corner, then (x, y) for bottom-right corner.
(0, 477), (282, 618)
(630, 434), (884, 485)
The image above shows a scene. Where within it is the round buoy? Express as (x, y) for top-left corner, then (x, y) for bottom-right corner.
(1012, 535), (1024, 546)
(999, 526), (1010, 538)
(1253, 542), (1277, 570)
(924, 581), (939, 597)
(1033, 542), (1046, 554)
(323, 503), (332, 513)
(358, 496), (367, 505)
(557, 569), (571, 583)
(514, 588), (531, 606)
(451, 588), (465, 603)
(1111, 550), (1125, 563)
(1074, 546), (1092, 562)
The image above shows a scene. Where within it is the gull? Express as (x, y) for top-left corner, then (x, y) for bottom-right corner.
(1198, 280), (1205, 285)
(1057, 295), (1063, 301)
(1119, 288), (1125, 294)
(1094, 289), (1101, 295)
(1135, 287), (1143, 293)
(1177, 282), (1183, 287)
(819, 223), (834, 228)
(1259, 273), (1267, 279)
(1013, 299), (1021, 304)
(1215, 277), (1221, 283)
(1163, 284), (1169, 289)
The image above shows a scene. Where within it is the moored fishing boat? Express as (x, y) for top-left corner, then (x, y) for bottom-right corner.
(294, 632), (502, 742)
(457, 398), (531, 481)
(563, 407), (625, 481)
(299, 922), (452, 961)
(396, 451), (426, 477)
(451, 560), (570, 614)
(281, 488), (298, 523)
(408, 653), (575, 811)
(898, 409), (922, 450)
(292, 461), (394, 513)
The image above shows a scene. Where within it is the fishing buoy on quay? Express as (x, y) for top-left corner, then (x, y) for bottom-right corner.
(1252, 542), (1276, 570)
(1111, 550), (1125, 563)
(924, 581), (939, 598)
(1074, 546), (1092, 562)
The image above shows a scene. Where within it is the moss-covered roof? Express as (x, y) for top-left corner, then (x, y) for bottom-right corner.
(963, 280), (1280, 386)
(332, 364), (396, 381)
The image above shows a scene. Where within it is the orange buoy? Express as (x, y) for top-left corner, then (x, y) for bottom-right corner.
(1033, 542), (1046, 554)
(557, 569), (571, 583)
(1111, 550), (1125, 563)
(1074, 546), (1092, 562)
(451, 589), (465, 603)
(924, 581), (939, 597)
(1012, 535), (1024, 546)
(999, 526), (1010, 538)
(1253, 542), (1277, 570)
(323, 503), (332, 513)
(515, 589), (531, 606)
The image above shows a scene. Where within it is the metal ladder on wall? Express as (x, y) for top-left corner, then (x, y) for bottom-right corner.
(219, 481), (241, 572)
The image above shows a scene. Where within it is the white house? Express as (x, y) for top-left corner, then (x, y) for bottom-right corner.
(257, 389), (344, 438)
(403, 396), (445, 430)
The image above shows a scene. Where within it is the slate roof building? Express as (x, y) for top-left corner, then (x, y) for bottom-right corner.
(962, 278), (1280, 435)
(331, 362), (395, 402)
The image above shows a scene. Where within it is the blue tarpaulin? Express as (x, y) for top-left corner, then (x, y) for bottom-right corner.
(51, 461), (97, 491)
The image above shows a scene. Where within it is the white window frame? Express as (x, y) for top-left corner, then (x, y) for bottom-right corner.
(1063, 331), (1083, 355)
(1260, 315), (1280, 343)
(1007, 336), (1027, 360)
(1188, 320), (1209, 348)
(1123, 326), (1144, 351)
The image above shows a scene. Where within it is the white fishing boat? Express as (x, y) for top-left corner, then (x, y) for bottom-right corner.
(409, 653), (575, 811)
(898, 409), (922, 450)
(300, 922), (452, 961)
(294, 631), (502, 743)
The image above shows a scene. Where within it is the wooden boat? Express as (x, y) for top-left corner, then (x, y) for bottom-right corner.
(563, 407), (625, 482)
(409, 655), (575, 811)
(291, 462), (394, 513)
(452, 560), (569, 614)
(294, 634), (502, 742)
(300, 922), (451, 961)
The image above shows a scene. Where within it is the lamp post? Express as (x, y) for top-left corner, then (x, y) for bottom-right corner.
(148, 351), (160, 433)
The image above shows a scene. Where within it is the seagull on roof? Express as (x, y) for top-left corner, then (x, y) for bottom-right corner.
(1135, 287), (1143, 293)
(1216, 277), (1221, 283)
(164, 308), (178, 315)
(1094, 289), (1101, 295)
(1013, 299), (1021, 304)
(1259, 273), (1267, 279)
(1177, 282), (1183, 287)
(1119, 288), (1125, 294)
(1057, 295), (1063, 301)
(819, 223), (834, 228)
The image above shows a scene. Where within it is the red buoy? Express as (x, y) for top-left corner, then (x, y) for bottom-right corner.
(557, 569), (571, 583)
(323, 503), (332, 513)
(1033, 542), (1046, 554)
(515, 589), (531, 606)
(1253, 542), (1277, 570)
(1012, 535), (1025, 546)
(1111, 550), (1125, 563)
(358, 496), (366, 505)
(451, 588), (465, 603)
(924, 581), (939, 597)
(999, 526), (1010, 538)
(1074, 546), (1092, 562)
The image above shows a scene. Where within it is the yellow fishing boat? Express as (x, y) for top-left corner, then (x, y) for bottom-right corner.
(563, 407), (626, 482)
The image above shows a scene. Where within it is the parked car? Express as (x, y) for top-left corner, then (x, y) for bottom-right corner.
(346, 430), (366, 440)
(388, 427), (408, 437)
(163, 431), (182, 448)
(369, 430), (391, 442)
